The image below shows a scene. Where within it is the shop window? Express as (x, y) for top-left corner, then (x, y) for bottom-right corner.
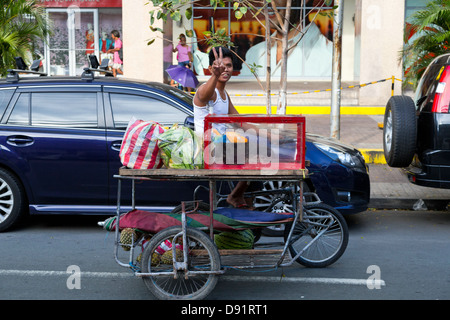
(98, 8), (122, 64)
(191, 0), (334, 79)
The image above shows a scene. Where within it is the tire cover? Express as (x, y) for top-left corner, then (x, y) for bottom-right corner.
(383, 95), (417, 167)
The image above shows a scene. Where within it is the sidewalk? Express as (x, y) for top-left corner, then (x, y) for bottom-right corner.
(224, 81), (450, 211)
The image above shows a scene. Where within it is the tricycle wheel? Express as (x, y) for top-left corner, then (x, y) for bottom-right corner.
(284, 203), (348, 268)
(141, 226), (221, 300)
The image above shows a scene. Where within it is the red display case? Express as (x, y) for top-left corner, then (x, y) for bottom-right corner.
(203, 114), (306, 170)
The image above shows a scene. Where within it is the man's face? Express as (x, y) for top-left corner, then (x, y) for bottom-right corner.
(210, 56), (233, 82)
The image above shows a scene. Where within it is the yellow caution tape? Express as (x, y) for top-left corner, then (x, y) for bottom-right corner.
(187, 76), (414, 98)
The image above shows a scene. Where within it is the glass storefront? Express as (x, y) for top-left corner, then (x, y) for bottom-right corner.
(39, 0), (122, 76)
(191, 0), (335, 79)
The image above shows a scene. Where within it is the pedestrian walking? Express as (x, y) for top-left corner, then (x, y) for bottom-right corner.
(108, 30), (123, 77)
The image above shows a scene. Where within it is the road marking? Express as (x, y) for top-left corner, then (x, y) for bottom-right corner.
(220, 275), (386, 286)
(0, 269), (134, 278)
(0, 269), (385, 286)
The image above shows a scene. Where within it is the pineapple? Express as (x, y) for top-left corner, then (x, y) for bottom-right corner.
(161, 249), (183, 264)
(120, 228), (138, 251)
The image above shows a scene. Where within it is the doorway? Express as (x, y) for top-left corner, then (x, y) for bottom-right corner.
(45, 8), (99, 76)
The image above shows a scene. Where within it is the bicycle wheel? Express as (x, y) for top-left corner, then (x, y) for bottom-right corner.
(141, 226), (221, 300)
(284, 203), (348, 268)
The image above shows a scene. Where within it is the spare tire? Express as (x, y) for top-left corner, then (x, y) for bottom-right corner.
(383, 95), (417, 167)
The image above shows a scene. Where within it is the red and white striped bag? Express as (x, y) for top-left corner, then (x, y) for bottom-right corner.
(119, 117), (166, 169)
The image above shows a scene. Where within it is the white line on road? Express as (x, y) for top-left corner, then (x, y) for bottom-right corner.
(220, 275), (385, 286)
(0, 269), (134, 278)
(0, 269), (385, 286)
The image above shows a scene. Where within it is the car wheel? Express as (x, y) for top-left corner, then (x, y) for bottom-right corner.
(254, 181), (311, 237)
(0, 169), (27, 232)
(383, 95), (417, 167)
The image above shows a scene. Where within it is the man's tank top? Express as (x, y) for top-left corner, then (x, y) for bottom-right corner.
(193, 87), (229, 136)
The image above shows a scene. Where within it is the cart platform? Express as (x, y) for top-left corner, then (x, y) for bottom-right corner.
(117, 167), (308, 181)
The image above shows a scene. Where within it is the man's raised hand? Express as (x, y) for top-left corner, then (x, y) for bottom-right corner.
(211, 47), (225, 78)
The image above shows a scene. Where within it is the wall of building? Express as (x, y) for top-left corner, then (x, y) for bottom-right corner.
(356, 0), (405, 105)
(122, 0), (164, 82)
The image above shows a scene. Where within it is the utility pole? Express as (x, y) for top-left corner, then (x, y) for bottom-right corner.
(330, 0), (344, 139)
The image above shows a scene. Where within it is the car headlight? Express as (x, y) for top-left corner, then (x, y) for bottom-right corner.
(314, 142), (365, 170)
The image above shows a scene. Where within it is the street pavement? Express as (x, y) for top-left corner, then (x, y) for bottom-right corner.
(223, 80), (450, 211)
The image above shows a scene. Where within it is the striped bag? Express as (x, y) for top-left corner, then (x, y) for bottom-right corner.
(119, 117), (166, 169)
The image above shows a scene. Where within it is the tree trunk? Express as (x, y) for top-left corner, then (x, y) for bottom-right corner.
(265, 5), (271, 114)
(276, 0), (292, 115)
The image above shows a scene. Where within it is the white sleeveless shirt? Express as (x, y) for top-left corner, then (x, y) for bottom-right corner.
(193, 87), (229, 136)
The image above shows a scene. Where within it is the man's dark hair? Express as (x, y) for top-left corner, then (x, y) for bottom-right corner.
(208, 46), (234, 66)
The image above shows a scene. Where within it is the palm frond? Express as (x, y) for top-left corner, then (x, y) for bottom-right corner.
(0, 0), (52, 76)
(401, 0), (450, 88)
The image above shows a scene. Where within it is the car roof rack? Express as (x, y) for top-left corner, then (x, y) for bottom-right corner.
(6, 57), (47, 82)
(81, 55), (113, 80)
(81, 67), (113, 80)
(6, 69), (48, 83)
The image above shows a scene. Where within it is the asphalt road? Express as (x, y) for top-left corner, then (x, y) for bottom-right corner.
(1, 209), (450, 304)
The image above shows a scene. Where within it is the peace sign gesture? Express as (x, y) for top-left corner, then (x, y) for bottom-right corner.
(210, 47), (225, 78)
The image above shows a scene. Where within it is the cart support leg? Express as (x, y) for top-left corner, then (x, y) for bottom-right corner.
(181, 202), (189, 279)
(298, 180), (303, 223)
(209, 180), (216, 240)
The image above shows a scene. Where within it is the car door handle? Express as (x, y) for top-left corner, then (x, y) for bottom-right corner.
(111, 140), (122, 151)
(6, 135), (34, 147)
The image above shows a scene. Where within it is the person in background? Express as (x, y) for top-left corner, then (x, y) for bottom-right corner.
(108, 30), (123, 77)
(173, 33), (194, 91)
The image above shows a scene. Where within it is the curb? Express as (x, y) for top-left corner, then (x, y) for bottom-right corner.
(360, 149), (386, 164)
(369, 198), (450, 210)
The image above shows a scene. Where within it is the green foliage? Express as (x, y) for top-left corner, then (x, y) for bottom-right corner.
(0, 0), (52, 77)
(202, 28), (234, 48)
(401, 0), (450, 88)
(248, 62), (262, 74)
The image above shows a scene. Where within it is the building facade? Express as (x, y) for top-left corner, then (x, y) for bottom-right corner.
(38, 0), (429, 106)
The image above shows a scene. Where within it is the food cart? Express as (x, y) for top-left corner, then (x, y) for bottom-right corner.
(103, 114), (349, 300)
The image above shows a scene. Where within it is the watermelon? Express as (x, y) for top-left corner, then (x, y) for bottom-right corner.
(214, 229), (254, 249)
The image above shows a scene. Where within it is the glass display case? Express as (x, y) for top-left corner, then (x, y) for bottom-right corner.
(203, 114), (306, 170)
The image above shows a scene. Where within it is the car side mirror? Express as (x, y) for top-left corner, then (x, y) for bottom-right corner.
(184, 116), (195, 130)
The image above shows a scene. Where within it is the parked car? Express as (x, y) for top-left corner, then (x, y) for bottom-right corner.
(0, 67), (369, 232)
(383, 53), (450, 189)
